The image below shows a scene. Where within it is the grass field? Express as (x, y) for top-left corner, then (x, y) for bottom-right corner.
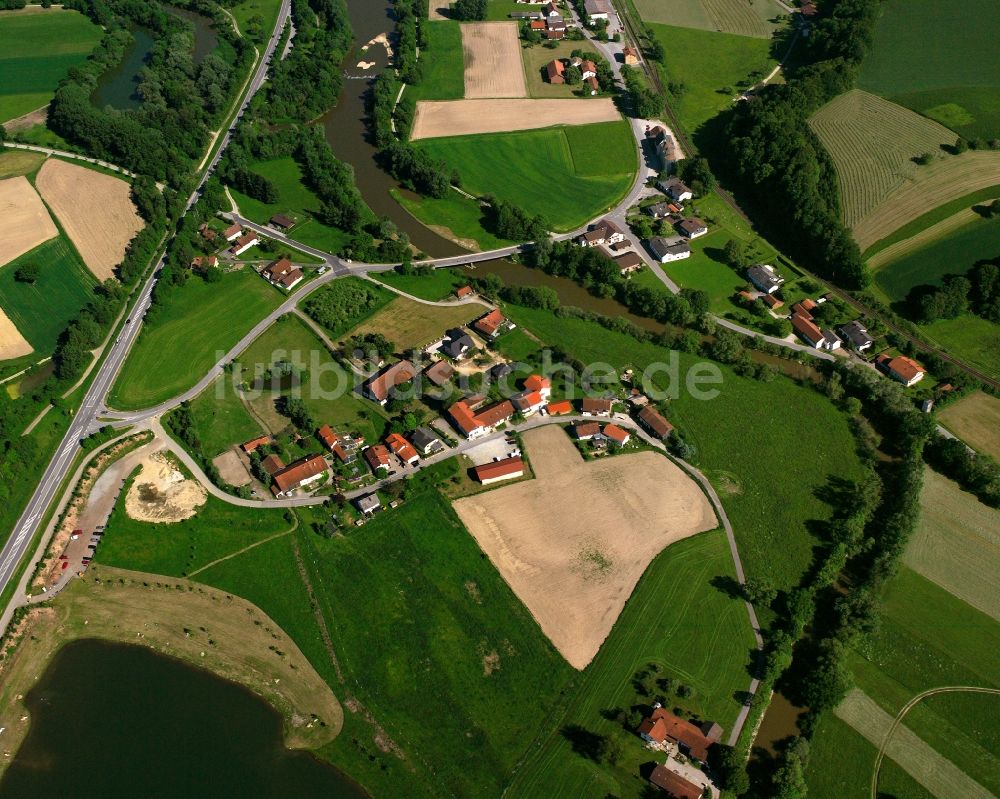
(414, 121), (636, 232)
(904, 468), (1000, 623)
(503, 305), (864, 607)
(920, 314), (1000, 381)
(0, 150), (45, 179)
(938, 391), (1000, 460)
(507, 530), (754, 797)
(348, 295), (479, 351)
(634, 0), (785, 37)
(408, 20), (464, 102)
(648, 24), (776, 133)
(185, 377), (265, 458)
(809, 90), (956, 230)
(371, 267), (468, 300)
(0, 237), (98, 353)
(392, 188), (519, 251)
(0, 8), (103, 123)
(228, 157), (354, 254)
(858, 0), (1000, 140)
(872, 213), (1000, 300)
(109, 271), (282, 410)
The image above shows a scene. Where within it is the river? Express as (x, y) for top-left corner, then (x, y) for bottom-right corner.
(0, 639), (367, 798)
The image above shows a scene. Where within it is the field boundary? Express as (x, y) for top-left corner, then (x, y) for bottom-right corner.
(868, 207), (980, 271)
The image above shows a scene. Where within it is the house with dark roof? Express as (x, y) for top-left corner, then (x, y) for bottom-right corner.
(658, 177), (693, 202)
(423, 359), (455, 387)
(260, 453), (285, 475)
(573, 421), (602, 440)
(646, 201), (672, 219)
(269, 213), (295, 230)
(271, 454), (328, 497)
(746, 264), (784, 294)
(363, 360), (417, 405)
(410, 426), (444, 456)
(261, 257), (304, 290)
(489, 362), (514, 381)
(583, 0), (611, 21)
(440, 328), (476, 360)
(648, 236), (691, 263)
(637, 405), (673, 439)
(615, 251), (643, 275)
(675, 217), (707, 239)
(838, 320), (874, 352)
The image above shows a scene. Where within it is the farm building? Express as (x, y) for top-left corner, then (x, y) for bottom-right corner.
(838, 320), (874, 352)
(648, 236), (691, 263)
(546, 59), (565, 84)
(876, 354), (925, 387)
(449, 399), (515, 439)
(363, 360), (418, 405)
(473, 456), (524, 485)
(615, 251), (643, 275)
(355, 493), (381, 515)
(260, 454), (285, 475)
(583, 0), (611, 21)
(637, 405), (673, 439)
(637, 708), (721, 763)
(269, 213), (295, 229)
(675, 217), (707, 239)
(473, 309), (513, 339)
(581, 397), (613, 416)
(271, 455), (328, 497)
(261, 257), (304, 290)
(761, 293), (784, 310)
(363, 444), (392, 473)
(229, 232), (260, 256)
(423, 359), (456, 387)
(241, 435), (271, 454)
(386, 433), (419, 465)
(648, 764), (704, 799)
(659, 177), (693, 202)
(746, 264), (784, 294)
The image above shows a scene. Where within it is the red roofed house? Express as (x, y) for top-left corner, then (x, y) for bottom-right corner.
(761, 293), (784, 310)
(363, 360), (417, 405)
(385, 433), (419, 466)
(455, 285), (474, 299)
(512, 389), (546, 416)
(260, 453), (285, 475)
(637, 405), (673, 439)
(791, 298), (818, 319)
(473, 456), (524, 485)
(581, 60), (597, 79)
(603, 423), (630, 447)
(545, 400), (573, 416)
(648, 764), (704, 799)
(637, 708), (721, 763)
(791, 312), (824, 348)
(473, 309), (513, 339)
(581, 397), (613, 417)
(223, 223), (242, 241)
(448, 399), (514, 439)
(546, 59), (565, 84)
(574, 421), (601, 440)
(317, 424), (338, 451)
(241, 435), (271, 453)
(530, 18), (546, 29)
(271, 454), (328, 497)
(229, 232), (260, 256)
(881, 355), (926, 387)
(363, 444), (392, 474)
(545, 27), (565, 40)
(262, 257), (304, 290)
(622, 45), (640, 65)
(523, 374), (552, 399)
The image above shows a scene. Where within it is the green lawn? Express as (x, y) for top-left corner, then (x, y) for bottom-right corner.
(229, 0), (284, 42)
(507, 530), (756, 798)
(408, 20), (464, 102)
(493, 327), (541, 361)
(228, 157), (355, 255)
(371, 267), (468, 300)
(109, 270), (283, 410)
(859, 0), (1000, 140)
(0, 8), (103, 123)
(393, 188), (519, 251)
(0, 237), (98, 354)
(634, 0), (786, 38)
(415, 121), (636, 232)
(873, 214), (1000, 300)
(520, 40), (606, 99)
(920, 314), (1000, 381)
(503, 305), (865, 608)
(648, 23), (776, 134)
(185, 377), (266, 458)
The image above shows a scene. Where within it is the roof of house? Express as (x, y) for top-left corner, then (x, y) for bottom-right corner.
(585, 75), (599, 90)
(276, 267), (303, 288)
(791, 300), (815, 319)
(365, 360), (417, 402)
(638, 405), (673, 437)
(423, 359), (456, 386)
(582, 397), (613, 413)
(649, 236), (691, 258)
(647, 201), (671, 216)
(889, 355), (924, 382)
(638, 708), (717, 762)
(791, 312), (823, 345)
(524, 374), (551, 393)
(747, 264), (782, 289)
(513, 390), (544, 412)
(584, 0), (611, 13)
(455, 285), (473, 298)
(546, 400), (573, 415)
(574, 421), (601, 438)
(441, 329), (476, 359)
(603, 423), (630, 444)
(385, 432), (419, 462)
(241, 435), (271, 453)
(364, 444), (391, 470)
(260, 453), (285, 475)
(761, 293), (784, 309)
(474, 456), (524, 482)
(270, 213), (295, 228)
(615, 251), (643, 270)
(332, 443), (353, 463)
(232, 232), (258, 249)
(490, 362), (514, 379)
(676, 217), (706, 236)
(546, 59), (565, 80)
(648, 765), (702, 799)
(263, 258), (293, 279)
(663, 177), (692, 196)
(356, 494), (380, 511)
(544, 27), (565, 38)
(317, 424), (338, 449)
(272, 454), (327, 493)
(410, 426), (440, 451)
(449, 399), (514, 435)
(530, 18), (546, 28)
(839, 320), (874, 347)
(623, 45), (639, 57)
(223, 223), (241, 238)
(474, 309), (507, 337)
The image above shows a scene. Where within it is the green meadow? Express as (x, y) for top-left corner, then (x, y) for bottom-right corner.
(371, 266), (468, 301)
(0, 8), (103, 123)
(408, 20), (464, 101)
(921, 314), (1000, 381)
(415, 121), (637, 232)
(0, 237), (98, 354)
(392, 188), (518, 251)
(109, 270), (282, 410)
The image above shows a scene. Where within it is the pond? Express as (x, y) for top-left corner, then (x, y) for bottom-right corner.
(167, 5), (219, 65)
(91, 24), (156, 111)
(0, 639), (367, 798)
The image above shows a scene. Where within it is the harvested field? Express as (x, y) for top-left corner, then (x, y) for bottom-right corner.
(462, 22), (526, 98)
(938, 392), (1000, 461)
(634, 0), (783, 37)
(428, 0), (449, 20)
(410, 98), (621, 140)
(0, 308), (32, 360)
(868, 207), (980, 270)
(125, 450), (208, 523)
(808, 90), (955, 230)
(34, 158), (144, 280)
(904, 468), (1000, 623)
(213, 449), (252, 487)
(852, 150), (1000, 251)
(0, 175), (57, 266)
(835, 688), (994, 799)
(452, 425), (717, 669)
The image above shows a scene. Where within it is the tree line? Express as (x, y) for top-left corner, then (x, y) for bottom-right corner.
(906, 257), (1000, 324)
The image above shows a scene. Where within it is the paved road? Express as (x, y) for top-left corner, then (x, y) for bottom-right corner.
(0, 0), (291, 612)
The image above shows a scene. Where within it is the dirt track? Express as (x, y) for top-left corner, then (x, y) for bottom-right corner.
(410, 98), (621, 140)
(34, 159), (144, 280)
(462, 22), (526, 99)
(0, 175), (57, 267)
(453, 425), (717, 669)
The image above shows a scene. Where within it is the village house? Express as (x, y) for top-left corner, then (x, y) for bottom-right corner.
(355, 493), (380, 515)
(241, 435), (271, 454)
(790, 300), (840, 351)
(761, 293), (784, 311)
(646, 201), (672, 219)
(637, 707), (722, 763)
(363, 360), (418, 405)
(440, 328), (477, 360)
(260, 453), (285, 476)
(317, 424), (338, 451)
(386, 433), (419, 466)
(584, 75), (599, 94)
(580, 60), (598, 79)
(474, 456), (524, 485)
(449, 399), (515, 439)
(530, 18), (546, 29)
(637, 405), (673, 439)
(423, 359), (455, 387)
(455, 285), (474, 299)
(746, 263), (784, 294)
(574, 421), (602, 440)
(190, 255), (218, 269)
(838, 319), (874, 352)
(545, 26), (566, 39)
(543, 0), (560, 16)
(876, 354), (925, 387)
(659, 177), (693, 202)
(410, 426), (444, 456)
(473, 308), (513, 339)
(261, 257), (304, 290)
(363, 444), (392, 474)
(648, 763), (706, 799)
(791, 298), (817, 318)
(546, 58), (566, 84)
(490, 362), (514, 382)
(675, 217), (707, 239)
(583, 0), (611, 22)
(646, 126), (680, 172)
(578, 218), (625, 247)
(581, 397), (613, 417)
(223, 223), (242, 241)
(603, 423), (630, 447)
(229, 232), (260, 256)
(545, 399), (573, 415)
(269, 213), (295, 230)
(615, 251), (644, 275)
(512, 390), (546, 416)
(271, 454), (328, 497)
(622, 44), (640, 65)
(523, 374), (552, 399)
(648, 236), (691, 263)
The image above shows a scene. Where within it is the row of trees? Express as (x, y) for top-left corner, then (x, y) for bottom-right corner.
(907, 258), (1000, 324)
